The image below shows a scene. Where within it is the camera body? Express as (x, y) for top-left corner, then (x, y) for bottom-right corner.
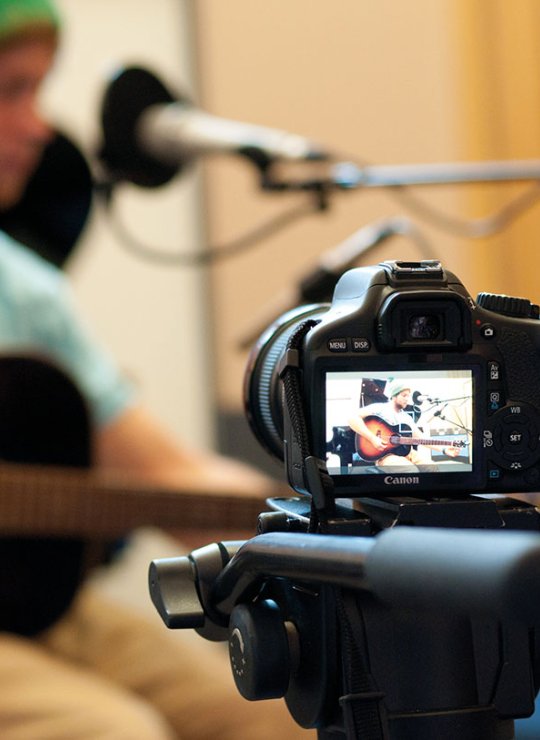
(152, 257), (540, 738)
(245, 259), (540, 497)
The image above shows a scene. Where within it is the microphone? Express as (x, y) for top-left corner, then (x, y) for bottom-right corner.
(138, 103), (330, 166)
(99, 66), (330, 189)
(412, 392), (432, 404)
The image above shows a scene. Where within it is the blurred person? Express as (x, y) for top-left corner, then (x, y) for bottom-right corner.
(0, 1), (311, 737)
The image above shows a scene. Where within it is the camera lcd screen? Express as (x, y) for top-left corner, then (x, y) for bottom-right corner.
(325, 369), (473, 478)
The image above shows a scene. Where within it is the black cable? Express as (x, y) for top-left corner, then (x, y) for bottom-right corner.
(97, 150), (540, 270)
(95, 184), (319, 267)
(342, 155), (540, 239)
(388, 180), (540, 238)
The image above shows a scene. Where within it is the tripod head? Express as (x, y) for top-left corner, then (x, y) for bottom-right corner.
(150, 494), (540, 739)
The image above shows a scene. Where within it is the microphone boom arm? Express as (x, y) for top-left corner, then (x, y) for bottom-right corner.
(332, 159), (540, 189)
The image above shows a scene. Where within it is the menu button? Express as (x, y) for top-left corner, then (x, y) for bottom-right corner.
(328, 338), (348, 352)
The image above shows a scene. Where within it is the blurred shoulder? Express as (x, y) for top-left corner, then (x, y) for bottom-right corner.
(0, 231), (66, 295)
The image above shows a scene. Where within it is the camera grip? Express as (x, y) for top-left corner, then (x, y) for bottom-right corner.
(497, 328), (540, 408)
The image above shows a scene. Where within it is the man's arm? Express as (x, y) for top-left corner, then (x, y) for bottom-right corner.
(95, 403), (282, 499)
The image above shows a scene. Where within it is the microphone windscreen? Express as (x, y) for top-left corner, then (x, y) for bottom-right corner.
(99, 66), (183, 188)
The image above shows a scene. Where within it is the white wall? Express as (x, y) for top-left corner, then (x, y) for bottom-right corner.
(42, 0), (214, 447)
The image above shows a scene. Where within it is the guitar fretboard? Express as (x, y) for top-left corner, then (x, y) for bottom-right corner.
(387, 436), (460, 447)
(0, 464), (269, 537)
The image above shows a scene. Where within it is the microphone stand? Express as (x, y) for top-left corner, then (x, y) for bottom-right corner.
(238, 216), (431, 349)
(331, 159), (540, 189)
(260, 155), (540, 199)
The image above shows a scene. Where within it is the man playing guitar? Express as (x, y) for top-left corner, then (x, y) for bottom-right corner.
(349, 378), (462, 471)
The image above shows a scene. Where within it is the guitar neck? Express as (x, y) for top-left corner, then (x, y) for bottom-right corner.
(394, 437), (452, 447)
(0, 464), (267, 538)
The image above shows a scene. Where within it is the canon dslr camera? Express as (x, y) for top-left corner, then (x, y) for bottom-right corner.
(245, 259), (540, 498)
(150, 258), (540, 740)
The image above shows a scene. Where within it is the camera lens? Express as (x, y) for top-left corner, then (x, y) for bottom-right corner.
(408, 313), (441, 340)
(243, 304), (327, 460)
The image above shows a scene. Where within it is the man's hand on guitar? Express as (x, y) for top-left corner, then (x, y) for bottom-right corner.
(370, 435), (388, 452)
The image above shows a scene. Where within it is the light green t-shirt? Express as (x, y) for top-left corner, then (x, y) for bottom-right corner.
(0, 231), (134, 427)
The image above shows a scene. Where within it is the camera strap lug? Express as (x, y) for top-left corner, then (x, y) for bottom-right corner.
(279, 318), (319, 495)
(304, 455), (335, 530)
(277, 347), (301, 377)
(279, 318), (339, 531)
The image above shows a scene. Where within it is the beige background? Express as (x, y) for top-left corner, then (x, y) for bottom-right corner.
(192, 0), (504, 412)
(46, 1), (540, 451)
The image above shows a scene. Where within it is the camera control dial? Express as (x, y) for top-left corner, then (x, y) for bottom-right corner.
(486, 402), (540, 471)
(477, 292), (540, 319)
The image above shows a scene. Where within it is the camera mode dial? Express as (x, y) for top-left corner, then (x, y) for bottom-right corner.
(477, 292), (540, 319)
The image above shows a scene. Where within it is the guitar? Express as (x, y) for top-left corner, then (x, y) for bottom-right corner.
(0, 463), (267, 538)
(355, 415), (467, 462)
(0, 356), (267, 635)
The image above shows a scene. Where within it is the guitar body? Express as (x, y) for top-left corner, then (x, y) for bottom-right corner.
(0, 356), (92, 635)
(355, 415), (415, 462)
(0, 357), (271, 635)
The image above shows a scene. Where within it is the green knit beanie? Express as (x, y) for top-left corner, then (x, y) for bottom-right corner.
(0, 0), (60, 43)
(384, 378), (411, 399)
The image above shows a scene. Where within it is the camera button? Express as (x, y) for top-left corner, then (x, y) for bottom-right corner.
(506, 429), (526, 445)
(489, 391), (503, 412)
(502, 450), (527, 462)
(488, 361), (501, 381)
(499, 445), (525, 459)
(352, 337), (371, 352)
(502, 404), (531, 426)
(488, 403), (540, 470)
(481, 324), (496, 339)
(503, 414), (527, 426)
(327, 338), (349, 352)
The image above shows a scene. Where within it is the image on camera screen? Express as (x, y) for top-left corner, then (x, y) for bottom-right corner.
(325, 369), (473, 476)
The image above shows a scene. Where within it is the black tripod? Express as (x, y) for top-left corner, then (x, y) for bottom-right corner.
(150, 493), (540, 739)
